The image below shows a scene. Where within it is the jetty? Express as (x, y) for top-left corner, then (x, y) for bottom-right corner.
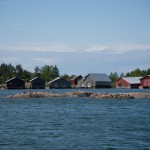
(5, 91), (150, 99)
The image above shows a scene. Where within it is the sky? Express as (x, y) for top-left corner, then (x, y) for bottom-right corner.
(0, 0), (150, 76)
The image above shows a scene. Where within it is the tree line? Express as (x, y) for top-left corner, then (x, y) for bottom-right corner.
(0, 63), (150, 85)
(0, 63), (60, 84)
(109, 68), (150, 87)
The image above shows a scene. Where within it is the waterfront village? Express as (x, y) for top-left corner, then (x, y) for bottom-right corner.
(2, 73), (150, 90)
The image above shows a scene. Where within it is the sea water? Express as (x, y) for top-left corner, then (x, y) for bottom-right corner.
(0, 89), (150, 150)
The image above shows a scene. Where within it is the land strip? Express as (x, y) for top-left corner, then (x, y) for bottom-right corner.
(5, 91), (150, 99)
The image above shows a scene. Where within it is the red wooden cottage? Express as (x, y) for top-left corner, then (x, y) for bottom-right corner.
(115, 77), (142, 89)
(70, 75), (82, 88)
(140, 75), (150, 89)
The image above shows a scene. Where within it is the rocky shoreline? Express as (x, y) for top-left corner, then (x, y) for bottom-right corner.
(5, 91), (150, 99)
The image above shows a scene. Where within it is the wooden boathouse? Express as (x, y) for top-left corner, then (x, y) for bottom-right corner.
(30, 77), (45, 89)
(140, 75), (150, 89)
(115, 77), (142, 89)
(83, 73), (111, 88)
(70, 75), (82, 88)
(49, 77), (71, 89)
(6, 77), (25, 89)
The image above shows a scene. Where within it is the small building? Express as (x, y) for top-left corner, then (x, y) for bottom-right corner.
(70, 75), (82, 88)
(49, 77), (71, 89)
(77, 78), (85, 88)
(140, 75), (150, 89)
(115, 77), (142, 89)
(6, 77), (25, 89)
(30, 77), (45, 89)
(84, 73), (111, 88)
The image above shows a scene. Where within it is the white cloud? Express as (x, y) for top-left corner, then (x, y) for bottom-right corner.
(0, 45), (149, 75)
(86, 45), (109, 52)
(32, 57), (61, 65)
(0, 42), (150, 54)
(84, 43), (150, 54)
(0, 43), (76, 52)
(110, 43), (150, 54)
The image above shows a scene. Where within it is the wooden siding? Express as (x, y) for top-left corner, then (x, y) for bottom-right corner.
(115, 78), (140, 89)
(6, 78), (25, 89)
(140, 76), (150, 88)
(95, 81), (111, 88)
(77, 79), (85, 88)
(84, 76), (95, 88)
(84, 74), (111, 88)
(70, 75), (82, 88)
(49, 78), (71, 89)
(116, 78), (130, 88)
(30, 77), (45, 89)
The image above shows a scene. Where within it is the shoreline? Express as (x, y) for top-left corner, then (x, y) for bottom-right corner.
(5, 91), (150, 99)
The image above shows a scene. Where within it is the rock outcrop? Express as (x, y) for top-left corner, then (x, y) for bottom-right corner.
(5, 91), (150, 99)
(89, 93), (134, 99)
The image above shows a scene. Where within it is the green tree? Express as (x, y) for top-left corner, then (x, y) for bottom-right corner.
(0, 63), (8, 83)
(120, 72), (124, 77)
(109, 72), (119, 88)
(0, 63), (16, 83)
(15, 64), (23, 78)
(51, 65), (59, 79)
(34, 66), (41, 77)
(133, 68), (142, 76)
(41, 65), (53, 82)
(22, 70), (32, 82)
(125, 68), (145, 77)
(61, 73), (70, 81)
(146, 68), (150, 75)
(7, 63), (16, 78)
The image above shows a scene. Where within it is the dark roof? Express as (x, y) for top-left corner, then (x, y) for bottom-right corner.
(78, 78), (84, 82)
(49, 77), (69, 83)
(140, 75), (150, 80)
(88, 73), (111, 82)
(49, 77), (61, 83)
(70, 75), (82, 80)
(30, 77), (44, 82)
(6, 77), (23, 83)
(70, 75), (78, 80)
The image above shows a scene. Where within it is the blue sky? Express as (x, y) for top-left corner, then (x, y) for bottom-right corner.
(0, 0), (150, 76)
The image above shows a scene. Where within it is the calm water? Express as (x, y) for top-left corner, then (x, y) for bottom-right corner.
(0, 89), (150, 150)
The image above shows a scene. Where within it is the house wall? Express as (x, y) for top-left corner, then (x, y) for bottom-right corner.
(115, 78), (130, 88)
(84, 76), (95, 88)
(140, 76), (150, 88)
(130, 84), (140, 89)
(116, 78), (140, 89)
(50, 78), (71, 89)
(31, 78), (45, 89)
(84, 74), (111, 88)
(70, 76), (82, 88)
(70, 80), (76, 88)
(77, 79), (85, 88)
(7, 78), (25, 89)
(96, 81), (111, 88)
(70, 80), (76, 85)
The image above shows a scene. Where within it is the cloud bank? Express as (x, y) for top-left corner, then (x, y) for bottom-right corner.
(0, 42), (150, 54)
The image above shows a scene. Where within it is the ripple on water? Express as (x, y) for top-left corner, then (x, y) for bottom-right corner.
(0, 89), (150, 150)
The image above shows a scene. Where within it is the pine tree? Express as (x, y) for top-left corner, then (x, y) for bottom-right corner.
(51, 65), (59, 79)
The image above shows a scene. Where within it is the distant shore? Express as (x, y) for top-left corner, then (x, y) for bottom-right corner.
(5, 91), (150, 99)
